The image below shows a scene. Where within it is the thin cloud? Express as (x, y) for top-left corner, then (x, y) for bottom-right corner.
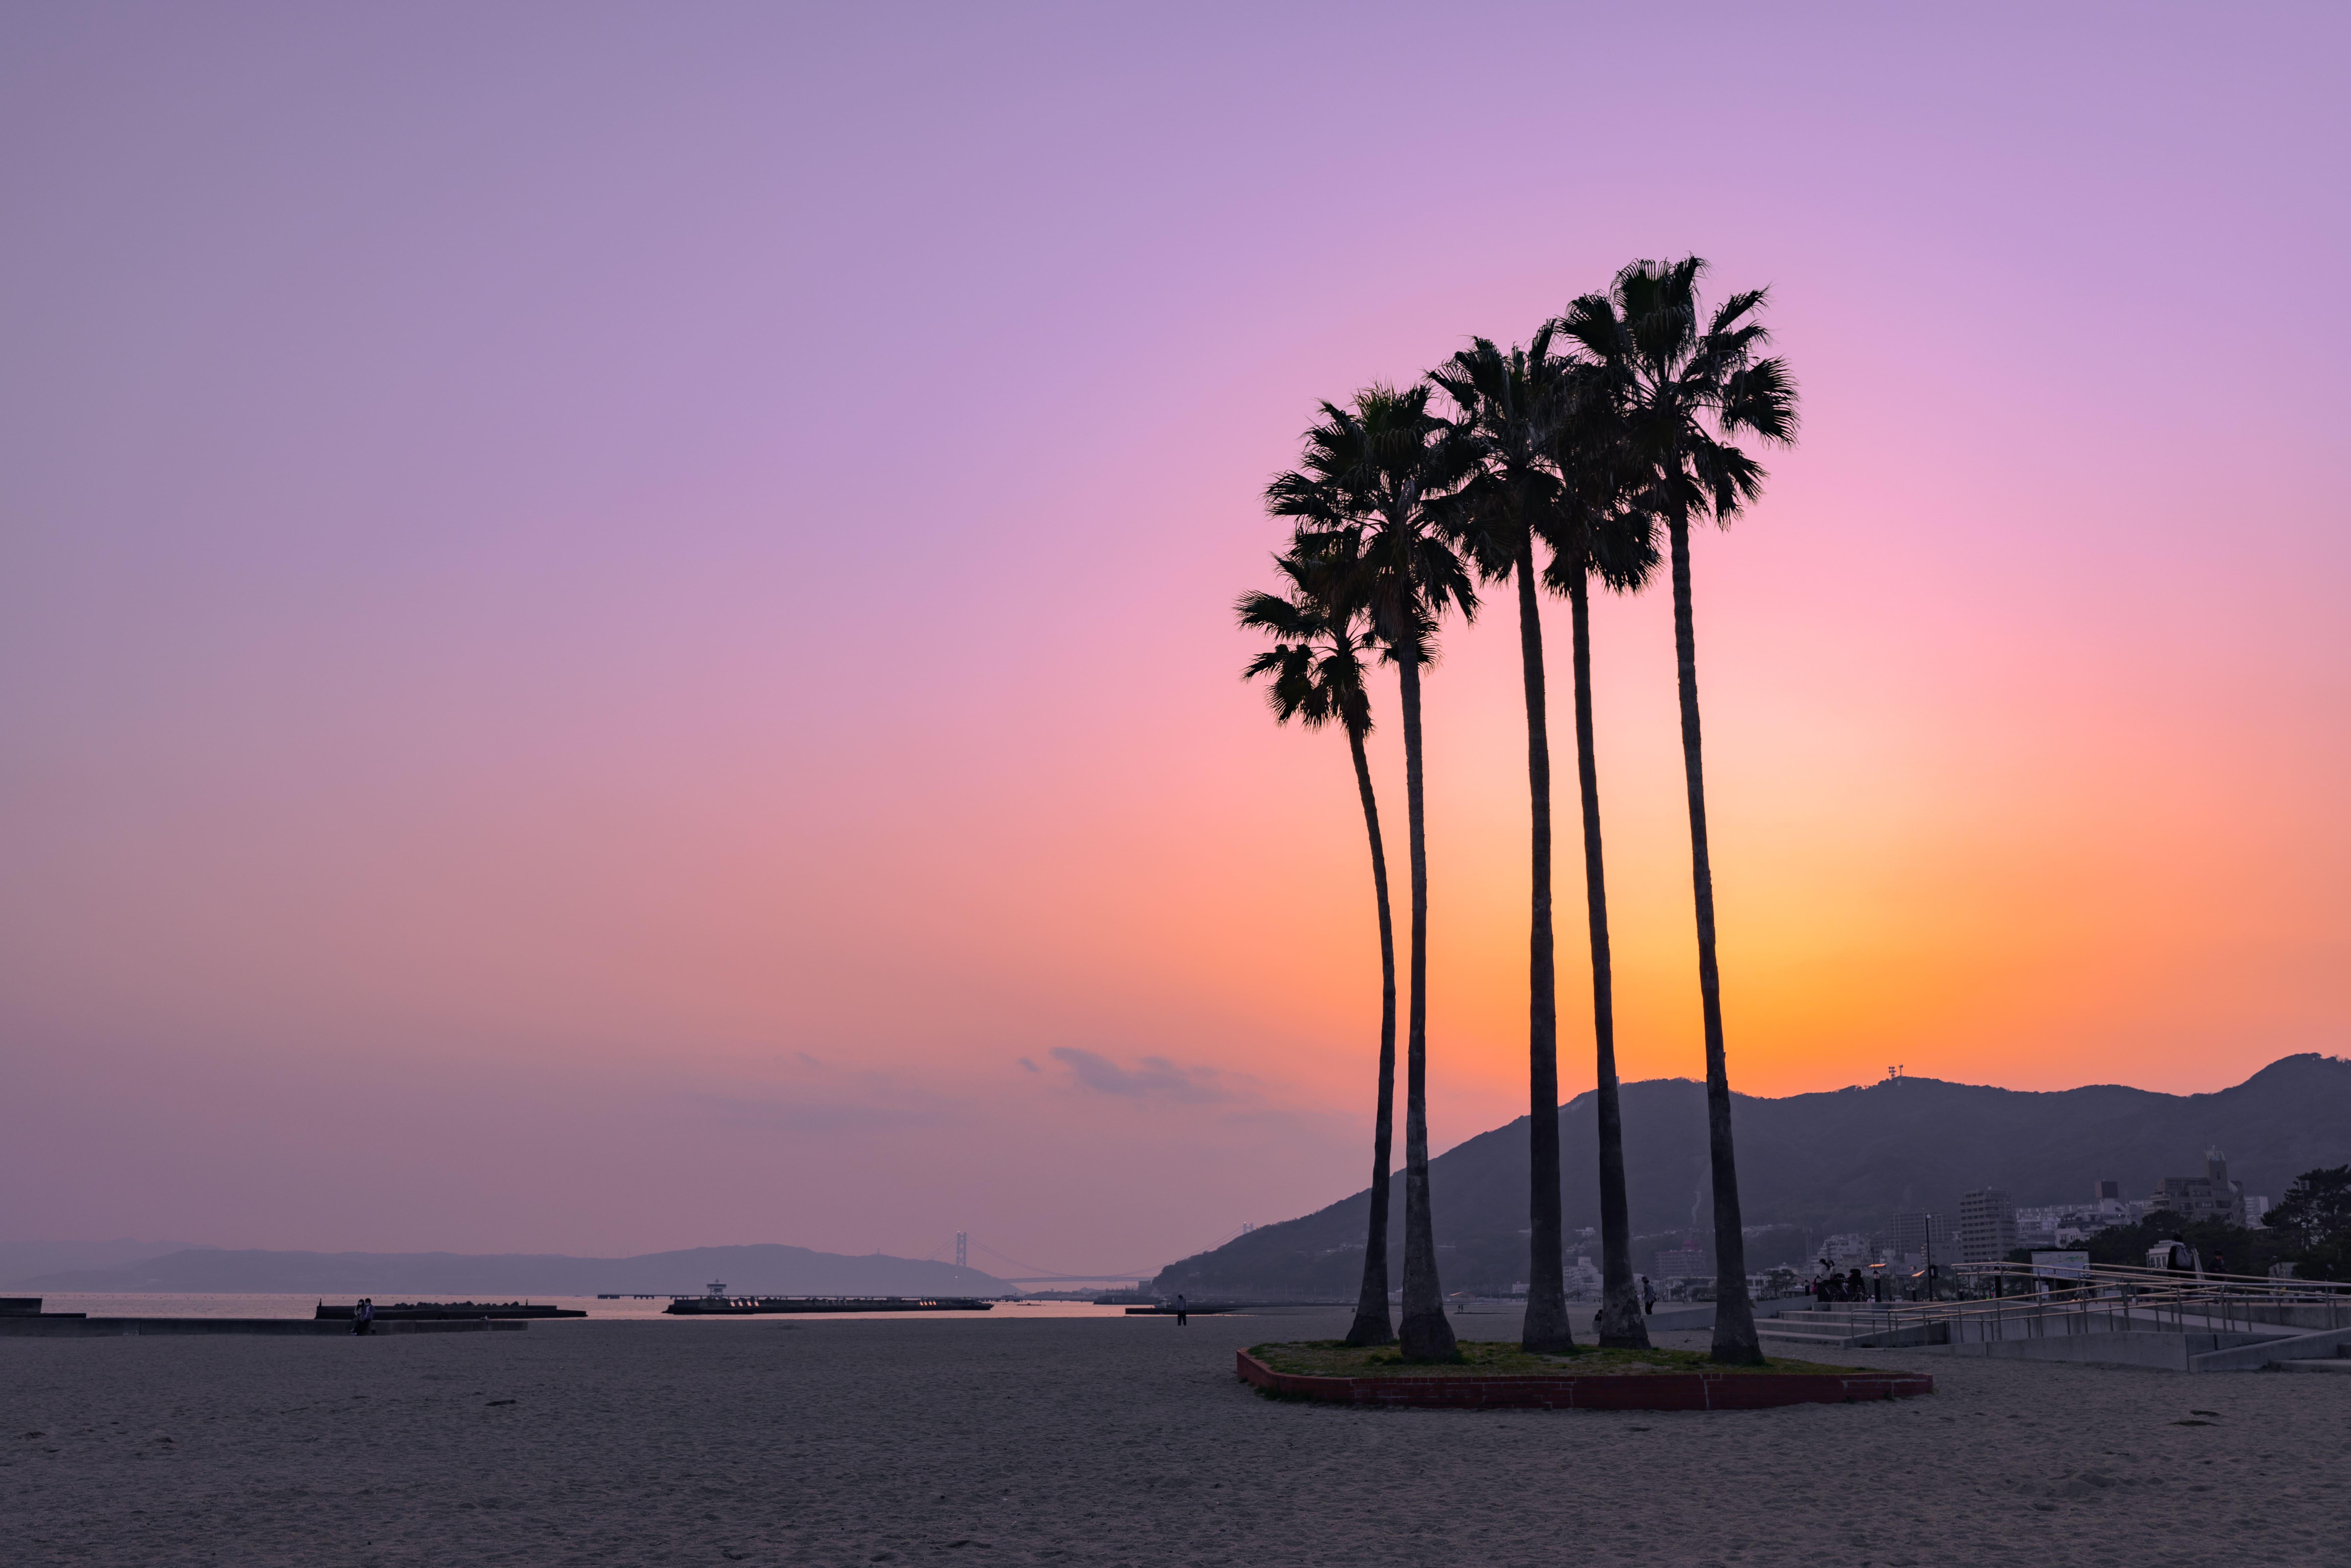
(1049, 1047), (1233, 1105)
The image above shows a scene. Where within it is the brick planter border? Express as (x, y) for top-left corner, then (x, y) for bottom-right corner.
(1236, 1350), (1932, 1410)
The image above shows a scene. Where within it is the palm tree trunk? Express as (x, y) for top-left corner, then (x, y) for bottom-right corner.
(1666, 513), (1761, 1365)
(1515, 541), (1572, 1353)
(1570, 571), (1648, 1349)
(1394, 649), (1456, 1362)
(1343, 723), (1398, 1347)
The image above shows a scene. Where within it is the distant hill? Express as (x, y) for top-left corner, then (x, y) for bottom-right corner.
(0, 1238), (214, 1285)
(1151, 1054), (2351, 1299)
(15, 1243), (1003, 1297)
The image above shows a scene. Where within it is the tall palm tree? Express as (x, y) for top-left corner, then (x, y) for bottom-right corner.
(1235, 545), (1399, 1348)
(1557, 258), (1797, 1364)
(1270, 384), (1477, 1362)
(1429, 332), (1577, 1354)
(1538, 365), (1662, 1350)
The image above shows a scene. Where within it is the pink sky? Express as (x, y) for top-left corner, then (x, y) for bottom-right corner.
(3, 4), (2345, 1271)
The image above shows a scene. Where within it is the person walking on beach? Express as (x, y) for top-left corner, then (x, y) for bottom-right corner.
(1174, 1294), (1188, 1327)
(1639, 1276), (1656, 1316)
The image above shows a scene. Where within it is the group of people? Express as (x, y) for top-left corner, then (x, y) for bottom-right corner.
(349, 1297), (377, 1335)
(1809, 1266), (1885, 1304)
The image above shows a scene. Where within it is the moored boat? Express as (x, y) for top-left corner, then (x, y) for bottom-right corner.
(314, 1301), (587, 1320)
(663, 1282), (992, 1315)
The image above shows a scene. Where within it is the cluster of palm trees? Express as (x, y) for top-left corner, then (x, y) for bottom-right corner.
(1237, 257), (1796, 1365)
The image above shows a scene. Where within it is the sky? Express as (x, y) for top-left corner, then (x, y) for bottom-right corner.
(3, 2), (2346, 1273)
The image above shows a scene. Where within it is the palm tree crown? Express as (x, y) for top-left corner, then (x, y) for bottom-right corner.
(1554, 256), (1796, 529)
(1236, 555), (1374, 741)
(1268, 384), (1478, 662)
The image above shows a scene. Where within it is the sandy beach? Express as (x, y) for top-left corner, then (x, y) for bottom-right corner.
(5, 1306), (2344, 1566)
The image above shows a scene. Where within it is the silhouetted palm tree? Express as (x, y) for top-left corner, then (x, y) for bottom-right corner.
(1236, 545), (1399, 1348)
(1557, 258), (1797, 1364)
(1430, 332), (1578, 1354)
(1539, 364), (1662, 1350)
(1269, 384), (1477, 1362)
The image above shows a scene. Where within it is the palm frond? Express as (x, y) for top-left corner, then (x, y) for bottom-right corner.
(1721, 356), (1799, 443)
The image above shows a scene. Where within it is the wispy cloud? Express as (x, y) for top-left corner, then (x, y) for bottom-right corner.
(1048, 1047), (1234, 1105)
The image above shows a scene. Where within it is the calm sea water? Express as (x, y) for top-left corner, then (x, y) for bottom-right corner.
(28, 1294), (1139, 1323)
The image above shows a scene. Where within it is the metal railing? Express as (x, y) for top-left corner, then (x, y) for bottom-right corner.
(1775, 1261), (2350, 1346)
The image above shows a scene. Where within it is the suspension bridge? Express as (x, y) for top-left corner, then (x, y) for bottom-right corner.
(913, 1226), (1255, 1285)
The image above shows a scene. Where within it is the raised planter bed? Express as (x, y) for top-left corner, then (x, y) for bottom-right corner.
(1237, 1342), (1933, 1411)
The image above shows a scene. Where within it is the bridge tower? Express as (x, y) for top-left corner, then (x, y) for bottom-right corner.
(955, 1231), (967, 1269)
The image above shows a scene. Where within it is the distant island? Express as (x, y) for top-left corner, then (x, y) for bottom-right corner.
(5, 1242), (1003, 1298)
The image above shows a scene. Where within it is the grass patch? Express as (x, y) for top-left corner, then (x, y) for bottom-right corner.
(1248, 1340), (1873, 1379)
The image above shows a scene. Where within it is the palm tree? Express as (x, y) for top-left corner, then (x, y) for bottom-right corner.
(1429, 333), (1577, 1354)
(1538, 364), (1662, 1351)
(1235, 545), (1398, 1348)
(1439, 338), (1661, 1351)
(1269, 384), (1477, 1362)
(1556, 258), (1797, 1364)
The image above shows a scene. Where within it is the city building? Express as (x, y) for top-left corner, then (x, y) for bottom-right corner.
(1959, 1188), (2018, 1263)
(2150, 1148), (2246, 1227)
(1820, 1232), (1875, 1267)
(1650, 1246), (1708, 1280)
(1892, 1213), (1948, 1270)
(2014, 1182), (2137, 1243)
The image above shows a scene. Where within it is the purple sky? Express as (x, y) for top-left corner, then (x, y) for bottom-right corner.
(3, 4), (2345, 1271)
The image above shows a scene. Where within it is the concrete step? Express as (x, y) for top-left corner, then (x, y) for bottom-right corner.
(1759, 1329), (1864, 1348)
(2277, 1358), (2351, 1373)
(2191, 1324), (2351, 1372)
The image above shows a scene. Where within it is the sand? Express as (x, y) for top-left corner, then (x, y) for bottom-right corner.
(4, 1307), (2344, 1566)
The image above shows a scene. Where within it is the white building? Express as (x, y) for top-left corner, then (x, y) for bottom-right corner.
(1651, 1246), (1708, 1280)
(1820, 1233), (1875, 1266)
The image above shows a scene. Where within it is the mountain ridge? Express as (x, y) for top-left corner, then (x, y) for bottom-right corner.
(1151, 1052), (2351, 1298)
